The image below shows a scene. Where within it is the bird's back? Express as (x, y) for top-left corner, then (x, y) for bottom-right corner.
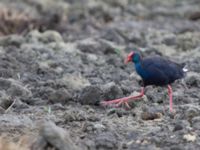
(138, 56), (185, 86)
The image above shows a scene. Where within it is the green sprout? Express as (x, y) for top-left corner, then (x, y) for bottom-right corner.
(44, 106), (52, 114)
(114, 48), (121, 56)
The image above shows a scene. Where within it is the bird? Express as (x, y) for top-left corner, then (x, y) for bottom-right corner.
(101, 51), (188, 113)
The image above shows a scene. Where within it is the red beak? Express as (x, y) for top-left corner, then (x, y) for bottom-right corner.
(124, 57), (131, 64)
(124, 51), (134, 64)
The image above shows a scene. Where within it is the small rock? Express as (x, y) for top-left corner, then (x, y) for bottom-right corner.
(61, 74), (91, 91)
(82, 122), (105, 133)
(102, 82), (123, 100)
(40, 30), (63, 43)
(32, 121), (79, 150)
(36, 87), (54, 101)
(107, 108), (129, 117)
(185, 72), (200, 87)
(173, 123), (183, 132)
(0, 78), (12, 90)
(191, 116), (200, 129)
(13, 99), (29, 110)
(129, 72), (141, 82)
(82, 122), (95, 132)
(0, 78), (32, 98)
(176, 32), (200, 51)
(0, 35), (25, 47)
(101, 29), (125, 44)
(188, 11), (200, 21)
(183, 134), (196, 142)
(99, 39), (125, 54)
(186, 106), (200, 120)
(87, 115), (100, 122)
(27, 30), (63, 44)
(7, 82), (32, 98)
(78, 85), (103, 105)
(95, 132), (118, 149)
(64, 109), (87, 122)
(48, 42), (78, 53)
(173, 120), (190, 132)
(162, 34), (177, 46)
(126, 30), (145, 46)
(87, 53), (98, 62)
(141, 107), (163, 120)
(145, 87), (164, 104)
(0, 68), (14, 78)
(0, 92), (12, 109)
(24, 97), (47, 106)
(51, 103), (65, 110)
(93, 123), (106, 131)
(77, 38), (101, 53)
(141, 112), (162, 121)
(82, 139), (96, 150)
(26, 30), (42, 43)
(48, 88), (72, 104)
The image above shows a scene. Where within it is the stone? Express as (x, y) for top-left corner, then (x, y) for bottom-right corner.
(32, 121), (79, 150)
(183, 134), (196, 142)
(48, 88), (72, 104)
(185, 72), (200, 87)
(0, 35), (25, 47)
(40, 30), (63, 43)
(185, 106), (200, 120)
(78, 85), (103, 105)
(95, 132), (118, 150)
(102, 82), (123, 100)
(61, 74), (91, 91)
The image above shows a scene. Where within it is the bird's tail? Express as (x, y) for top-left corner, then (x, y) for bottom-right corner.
(183, 65), (189, 73)
(181, 64), (188, 89)
(180, 63), (188, 72)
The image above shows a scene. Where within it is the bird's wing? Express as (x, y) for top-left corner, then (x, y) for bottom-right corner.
(153, 57), (184, 79)
(142, 57), (184, 81)
(141, 62), (169, 85)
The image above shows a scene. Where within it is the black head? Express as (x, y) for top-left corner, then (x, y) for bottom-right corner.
(125, 51), (141, 64)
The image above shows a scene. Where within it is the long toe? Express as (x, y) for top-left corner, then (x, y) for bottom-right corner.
(101, 98), (128, 105)
(101, 99), (132, 109)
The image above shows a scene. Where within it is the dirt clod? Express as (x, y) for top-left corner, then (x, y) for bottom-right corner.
(78, 85), (103, 105)
(141, 111), (162, 121)
(48, 88), (72, 104)
(102, 82), (123, 100)
(32, 121), (79, 150)
(95, 132), (118, 150)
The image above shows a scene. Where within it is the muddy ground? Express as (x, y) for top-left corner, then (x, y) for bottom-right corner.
(0, 0), (200, 149)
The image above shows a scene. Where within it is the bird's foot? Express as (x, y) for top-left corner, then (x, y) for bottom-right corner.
(101, 97), (131, 109)
(163, 106), (176, 115)
(101, 88), (145, 109)
(170, 108), (176, 114)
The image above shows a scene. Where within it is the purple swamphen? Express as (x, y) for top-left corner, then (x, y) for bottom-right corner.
(101, 51), (188, 113)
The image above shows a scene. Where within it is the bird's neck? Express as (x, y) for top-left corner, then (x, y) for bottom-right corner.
(134, 59), (142, 65)
(134, 60), (148, 79)
(134, 61), (141, 68)
(134, 61), (142, 73)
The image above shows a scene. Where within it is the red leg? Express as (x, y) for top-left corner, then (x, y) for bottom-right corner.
(167, 85), (173, 113)
(101, 87), (145, 108)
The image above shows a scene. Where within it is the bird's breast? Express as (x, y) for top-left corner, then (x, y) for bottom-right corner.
(134, 63), (149, 79)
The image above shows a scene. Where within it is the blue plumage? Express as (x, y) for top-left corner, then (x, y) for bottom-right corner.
(132, 53), (185, 86)
(101, 51), (187, 113)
